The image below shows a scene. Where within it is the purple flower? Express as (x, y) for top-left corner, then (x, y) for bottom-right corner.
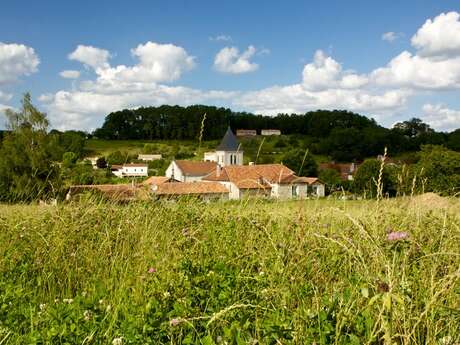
(170, 318), (181, 326)
(148, 267), (156, 273)
(387, 231), (409, 242)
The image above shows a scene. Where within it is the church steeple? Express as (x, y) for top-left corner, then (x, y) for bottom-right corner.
(216, 127), (240, 151)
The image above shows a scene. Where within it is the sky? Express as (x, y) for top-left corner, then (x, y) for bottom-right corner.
(1, 0), (460, 132)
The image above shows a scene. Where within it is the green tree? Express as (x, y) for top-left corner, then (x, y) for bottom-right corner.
(62, 152), (78, 169)
(416, 145), (460, 195)
(0, 93), (60, 201)
(319, 168), (342, 194)
(353, 159), (396, 198)
(282, 149), (318, 176)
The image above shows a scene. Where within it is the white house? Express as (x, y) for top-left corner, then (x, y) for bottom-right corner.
(165, 160), (217, 182)
(203, 127), (243, 167)
(261, 129), (281, 136)
(112, 163), (148, 177)
(203, 164), (325, 200)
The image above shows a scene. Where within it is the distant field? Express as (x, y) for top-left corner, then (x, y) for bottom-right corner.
(0, 197), (459, 343)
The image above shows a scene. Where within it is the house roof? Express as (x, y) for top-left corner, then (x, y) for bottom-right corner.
(154, 182), (229, 195)
(319, 162), (359, 180)
(216, 127), (241, 151)
(68, 184), (150, 201)
(142, 176), (172, 185)
(124, 163), (148, 168)
(204, 164), (295, 189)
(175, 160), (217, 176)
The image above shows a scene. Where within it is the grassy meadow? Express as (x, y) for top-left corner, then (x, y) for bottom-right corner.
(0, 196), (459, 344)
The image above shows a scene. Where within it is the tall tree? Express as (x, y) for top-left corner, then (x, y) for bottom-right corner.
(0, 93), (60, 201)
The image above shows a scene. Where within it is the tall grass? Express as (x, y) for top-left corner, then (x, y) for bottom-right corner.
(0, 197), (459, 344)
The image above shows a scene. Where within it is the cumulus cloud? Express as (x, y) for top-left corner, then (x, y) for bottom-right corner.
(422, 103), (460, 132)
(209, 35), (232, 42)
(59, 70), (80, 79)
(302, 50), (368, 91)
(0, 42), (40, 84)
(41, 41), (224, 130)
(68, 45), (111, 70)
(214, 46), (259, 74)
(412, 12), (460, 58)
(372, 12), (460, 90)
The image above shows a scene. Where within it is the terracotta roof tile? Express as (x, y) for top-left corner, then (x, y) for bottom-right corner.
(204, 164), (295, 189)
(68, 184), (150, 201)
(175, 160), (217, 176)
(154, 182), (229, 195)
(142, 176), (172, 185)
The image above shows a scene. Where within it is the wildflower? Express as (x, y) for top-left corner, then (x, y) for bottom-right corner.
(84, 310), (92, 321)
(259, 271), (265, 276)
(54, 298), (59, 304)
(39, 303), (47, 311)
(112, 337), (123, 345)
(170, 318), (182, 326)
(387, 231), (409, 242)
(148, 267), (156, 273)
(216, 336), (223, 343)
(106, 305), (112, 312)
(63, 298), (73, 304)
(163, 291), (171, 298)
(82, 291), (87, 297)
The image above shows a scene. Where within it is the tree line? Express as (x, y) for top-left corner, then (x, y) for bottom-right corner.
(93, 105), (460, 161)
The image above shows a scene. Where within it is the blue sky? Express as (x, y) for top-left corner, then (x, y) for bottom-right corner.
(1, 0), (460, 131)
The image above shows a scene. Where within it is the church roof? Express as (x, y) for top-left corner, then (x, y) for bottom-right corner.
(216, 127), (241, 151)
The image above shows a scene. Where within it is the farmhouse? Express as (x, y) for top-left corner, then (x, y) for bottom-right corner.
(152, 181), (229, 200)
(138, 154), (162, 161)
(203, 127), (243, 166)
(261, 129), (281, 136)
(112, 163), (149, 177)
(165, 160), (217, 182)
(236, 129), (257, 137)
(203, 164), (325, 200)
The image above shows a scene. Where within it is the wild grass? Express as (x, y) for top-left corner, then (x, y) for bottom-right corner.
(0, 197), (459, 344)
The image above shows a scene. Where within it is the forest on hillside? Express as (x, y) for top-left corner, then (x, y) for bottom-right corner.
(93, 105), (460, 161)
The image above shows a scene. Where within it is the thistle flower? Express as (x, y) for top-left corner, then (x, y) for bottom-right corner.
(170, 318), (181, 326)
(148, 267), (156, 273)
(387, 231), (409, 242)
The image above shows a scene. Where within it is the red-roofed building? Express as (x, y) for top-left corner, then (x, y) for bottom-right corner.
(204, 164), (325, 199)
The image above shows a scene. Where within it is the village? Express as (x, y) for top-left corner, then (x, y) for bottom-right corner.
(66, 127), (341, 201)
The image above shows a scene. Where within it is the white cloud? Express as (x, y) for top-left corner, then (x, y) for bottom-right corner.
(0, 91), (13, 103)
(95, 41), (196, 84)
(41, 41), (224, 130)
(372, 12), (460, 90)
(59, 70), (80, 79)
(214, 46), (259, 74)
(412, 11), (460, 58)
(422, 103), (460, 132)
(382, 32), (401, 42)
(302, 50), (368, 91)
(371, 51), (460, 90)
(68, 45), (111, 70)
(0, 42), (40, 84)
(209, 35), (232, 42)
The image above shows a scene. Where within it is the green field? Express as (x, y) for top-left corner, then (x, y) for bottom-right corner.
(0, 196), (459, 344)
(84, 137), (330, 166)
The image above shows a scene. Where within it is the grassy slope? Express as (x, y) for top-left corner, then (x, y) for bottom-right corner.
(0, 197), (459, 344)
(85, 136), (330, 166)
